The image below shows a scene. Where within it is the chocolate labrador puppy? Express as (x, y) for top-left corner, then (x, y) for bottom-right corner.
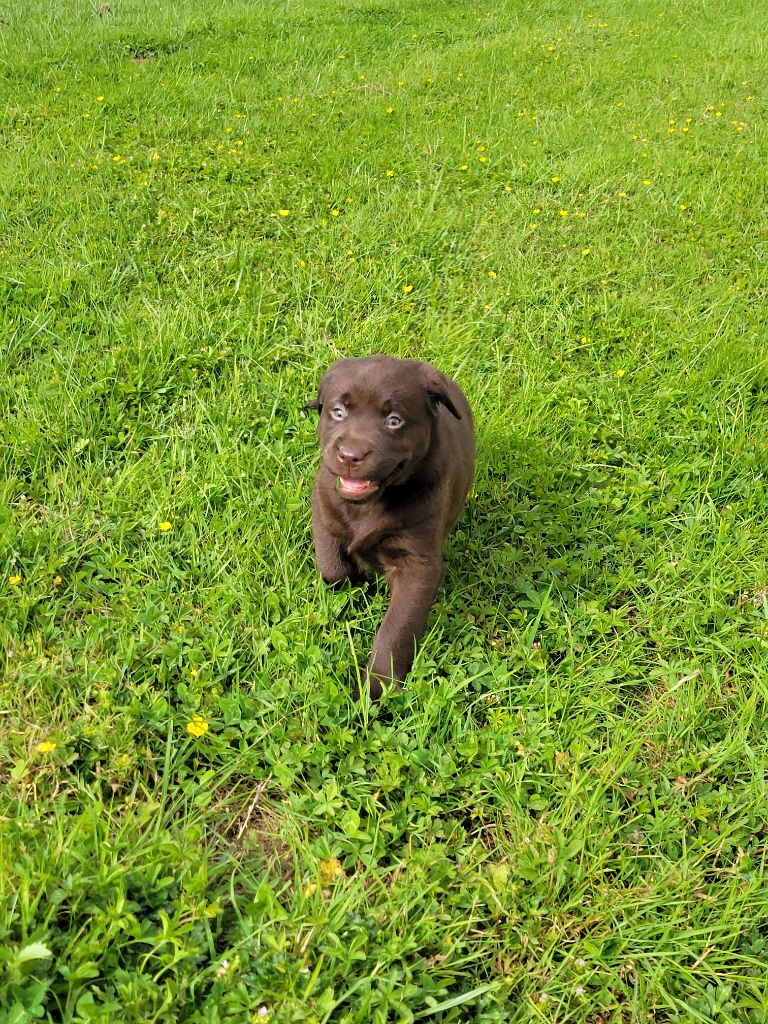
(307, 355), (474, 698)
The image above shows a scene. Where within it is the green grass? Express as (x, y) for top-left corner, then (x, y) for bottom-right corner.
(2, 0), (768, 1020)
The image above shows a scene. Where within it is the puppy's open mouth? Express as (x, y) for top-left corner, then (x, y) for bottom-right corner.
(336, 476), (380, 501)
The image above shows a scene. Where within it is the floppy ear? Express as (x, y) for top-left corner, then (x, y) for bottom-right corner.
(304, 378), (325, 413)
(422, 365), (462, 419)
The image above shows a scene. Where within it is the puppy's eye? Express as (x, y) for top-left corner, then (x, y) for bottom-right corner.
(384, 413), (403, 428)
(330, 406), (347, 421)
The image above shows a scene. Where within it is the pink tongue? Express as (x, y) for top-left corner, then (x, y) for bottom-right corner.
(340, 477), (371, 493)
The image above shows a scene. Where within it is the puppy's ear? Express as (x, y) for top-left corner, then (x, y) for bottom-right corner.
(304, 379), (324, 412)
(422, 364), (462, 419)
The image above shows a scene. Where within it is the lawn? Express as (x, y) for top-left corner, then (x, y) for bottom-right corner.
(2, 0), (768, 1020)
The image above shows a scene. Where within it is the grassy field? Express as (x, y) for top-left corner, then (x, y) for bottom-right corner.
(2, 0), (768, 1019)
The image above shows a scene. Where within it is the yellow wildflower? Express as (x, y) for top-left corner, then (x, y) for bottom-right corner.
(187, 715), (209, 738)
(319, 858), (345, 885)
(159, 521), (172, 532)
(9, 574), (22, 586)
(403, 284), (414, 294)
(38, 741), (57, 753)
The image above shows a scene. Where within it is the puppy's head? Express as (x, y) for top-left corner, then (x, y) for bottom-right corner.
(306, 356), (461, 502)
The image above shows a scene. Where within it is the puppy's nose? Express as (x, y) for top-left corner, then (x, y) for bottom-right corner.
(336, 444), (370, 469)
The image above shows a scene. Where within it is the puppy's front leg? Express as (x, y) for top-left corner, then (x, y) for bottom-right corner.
(313, 527), (359, 585)
(311, 495), (358, 585)
(366, 559), (443, 698)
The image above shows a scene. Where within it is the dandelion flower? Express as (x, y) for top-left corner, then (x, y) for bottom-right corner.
(187, 714), (209, 738)
(319, 858), (345, 885)
(159, 521), (172, 532)
(331, 209), (340, 217)
(385, 169), (394, 177)
(582, 247), (591, 255)
(559, 209), (569, 217)
(642, 178), (652, 186)
(551, 175), (560, 182)
(386, 106), (394, 113)
(38, 741), (57, 753)
(9, 574), (22, 586)
(403, 284), (414, 294)
(616, 369), (626, 378)
(487, 270), (497, 279)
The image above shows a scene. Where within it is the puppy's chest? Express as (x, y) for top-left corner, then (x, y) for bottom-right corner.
(338, 511), (407, 572)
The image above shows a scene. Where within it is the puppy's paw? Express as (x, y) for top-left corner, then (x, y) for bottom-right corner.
(352, 668), (403, 703)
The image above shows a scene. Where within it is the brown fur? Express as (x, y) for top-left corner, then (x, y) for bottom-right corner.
(307, 355), (474, 698)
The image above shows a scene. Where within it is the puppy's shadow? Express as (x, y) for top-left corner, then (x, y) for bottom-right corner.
(443, 423), (623, 625)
